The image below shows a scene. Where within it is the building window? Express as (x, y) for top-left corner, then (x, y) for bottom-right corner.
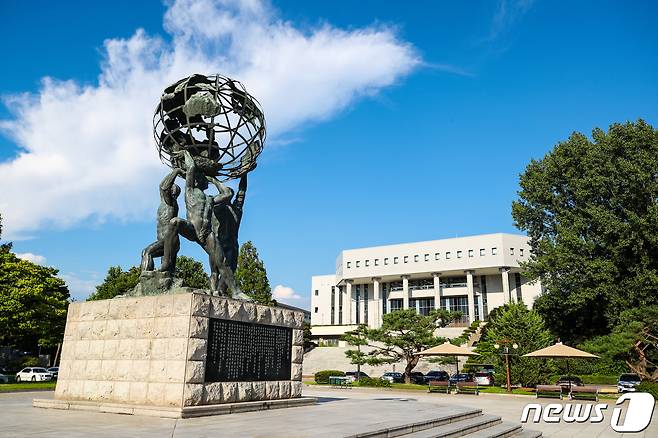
(414, 255), (419, 262)
(382, 282), (388, 315)
(457, 251), (462, 258)
(480, 248), (485, 256)
(347, 262), (351, 268)
(330, 287), (335, 325)
(520, 248), (524, 257)
(314, 289), (319, 296)
(355, 285), (361, 324)
(404, 256), (409, 263)
(389, 281), (403, 292)
(412, 298), (435, 316)
(394, 257), (399, 264)
(374, 259), (379, 266)
(424, 254), (429, 261)
(480, 275), (488, 319)
(389, 299), (403, 312)
(409, 278), (433, 291)
(446, 252), (451, 259)
(314, 307), (318, 313)
(440, 296), (469, 323)
(515, 273), (523, 302)
(338, 286), (343, 324)
(510, 248), (514, 255)
(365, 260), (369, 267)
(364, 284), (369, 324)
(356, 261), (360, 267)
(468, 249), (474, 258)
(440, 276), (467, 288)
(384, 257), (389, 265)
(492, 247), (497, 255)
(435, 252), (440, 260)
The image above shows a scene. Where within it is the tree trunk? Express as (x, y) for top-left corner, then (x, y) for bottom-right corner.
(404, 355), (419, 384)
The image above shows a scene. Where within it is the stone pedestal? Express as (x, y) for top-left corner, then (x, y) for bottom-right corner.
(36, 292), (312, 417)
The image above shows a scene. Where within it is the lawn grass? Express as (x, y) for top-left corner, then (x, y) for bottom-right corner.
(0, 382), (56, 392)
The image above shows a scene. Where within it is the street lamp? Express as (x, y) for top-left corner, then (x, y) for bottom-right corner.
(494, 340), (518, 392)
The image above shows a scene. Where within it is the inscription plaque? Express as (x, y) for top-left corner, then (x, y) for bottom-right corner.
(205, 318), (292, 382)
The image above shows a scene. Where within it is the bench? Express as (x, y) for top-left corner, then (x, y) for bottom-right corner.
(455, 382), (479, 395)
(427, 380), (450, 394)
(329, 376), (352, 388)
(570, 386), (599, 401)
(536, 385), (563, 399)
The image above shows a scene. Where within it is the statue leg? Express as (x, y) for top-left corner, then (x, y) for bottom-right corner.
(161, 220), (181, 273)
(141, 240), (163, 272)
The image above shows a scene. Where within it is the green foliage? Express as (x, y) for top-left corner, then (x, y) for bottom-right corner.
(475, 303), (555, 387)
(20, 356), (40, 368)
(343, 309), (461, 383)
(175, 256), (210, 289)
(235, 241), (273, 305)
(87, 265), (140, 301)
(0, 247), (70, 350)
(548, 374), (619, 385)
(302, 322), (312, 350)
(512, 120), (658, 343)
(578, 305), (658, 380)
(637, 381), (658, 400)
(354, 377), (391, 387)
(314, 370), (345, 384)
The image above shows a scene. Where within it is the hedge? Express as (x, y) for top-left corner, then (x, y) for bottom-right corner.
(354, 377), (391, 388)
(637, 381), (658, 400)
(314, 370), (345, 384)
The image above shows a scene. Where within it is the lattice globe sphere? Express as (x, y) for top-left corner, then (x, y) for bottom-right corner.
(153, 73), (265, 181)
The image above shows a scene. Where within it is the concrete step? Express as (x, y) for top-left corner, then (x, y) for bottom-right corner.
(510, 430), (542, 438)
(461, 422), (521, 437)
(394, 414), (501, 438)
(347, 409), (484, 438)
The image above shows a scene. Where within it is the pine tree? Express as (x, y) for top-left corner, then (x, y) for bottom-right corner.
(235, 241), (273, 305)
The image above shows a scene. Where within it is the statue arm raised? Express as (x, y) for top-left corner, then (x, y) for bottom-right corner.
(234, 174), (247, 209)
(182, 150), (196, 189)
(159, 168), (182, 206)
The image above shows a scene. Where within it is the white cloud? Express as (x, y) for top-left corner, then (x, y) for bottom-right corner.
(272, 284), (301, 301)
(59, 272), (99, 301)
(0, 0), (420, 239)
(15, 252), (47, 265)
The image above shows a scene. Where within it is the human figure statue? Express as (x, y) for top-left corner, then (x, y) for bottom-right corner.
(168, 150), (241, 296)
(211, 173), (247, 274)
(140, 169), (183, 273)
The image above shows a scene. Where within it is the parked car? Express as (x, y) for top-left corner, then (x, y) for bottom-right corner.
(0, 373), (9, 384)
(409, 371), (425, 385)
(424, 370), (450, 383)
(345, 371), (370, 382)
(47, 367), (59, 379)
(449, 373), (474, 385)
(381, 372), (404, 383)
(15, 367), (53, 382)
(555, 375), (583, 389)
(474, 372), (494, 386)
(617, 373), (641, 393)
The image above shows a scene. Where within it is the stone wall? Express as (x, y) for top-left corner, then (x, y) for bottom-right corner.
(55, 293), (304, 408)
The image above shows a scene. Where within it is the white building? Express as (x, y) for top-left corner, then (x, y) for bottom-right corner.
(310, 233), (542, 343)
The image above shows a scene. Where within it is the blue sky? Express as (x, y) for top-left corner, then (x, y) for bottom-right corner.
(1, 0), (657, 309)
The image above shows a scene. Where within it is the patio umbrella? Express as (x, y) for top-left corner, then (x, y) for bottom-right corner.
(523, 342), (598, 388)
(415, 341), (479, 374)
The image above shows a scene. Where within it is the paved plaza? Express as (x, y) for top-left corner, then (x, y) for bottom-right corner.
(1, 386), (656, 437)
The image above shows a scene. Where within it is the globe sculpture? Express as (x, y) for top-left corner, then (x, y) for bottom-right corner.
(154, 73), (266, 180)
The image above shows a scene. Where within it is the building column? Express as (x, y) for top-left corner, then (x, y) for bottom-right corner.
(432, 272), (442, 309)
(465, 270), (475, 323)
(372, 277), (381, 328)
(359, 285), (365, 325)
(500, 268), (511, 304)
(477, 280), (485, 322)
(345, 280), (353, 324)
(402, 275), (410, 309)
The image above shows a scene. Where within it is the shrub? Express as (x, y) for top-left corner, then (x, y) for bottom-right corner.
(20, 356), (40, 368)
(314, 370), (345, 384)
(637, 381), (658, 400)
(355, 377), (391, 387)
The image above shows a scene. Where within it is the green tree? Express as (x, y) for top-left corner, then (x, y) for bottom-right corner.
(88, 256), (210, 300)
(0, 237), (70, 350)
(87, 265), (140, 301)
(474, 302), (555, 387)
(579, 305), (658, 380)
(343, 309), (461, 383)
(175, 256), (210, 289)
(512, 120), (658, 342)
(235, 241), (273, 305)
